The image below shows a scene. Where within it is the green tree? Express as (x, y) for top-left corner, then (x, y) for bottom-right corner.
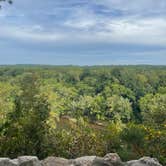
(103, 83), (135, 102)
(68, 95), (105, 121)
(120, 123), (146, 158)
(106, 95), (133, 123)
(0, 82), (16, 126)
(139, 93), (166, 129)
(0, 73), (51, 158)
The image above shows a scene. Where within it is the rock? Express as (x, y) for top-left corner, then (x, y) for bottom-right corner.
(0, 158), (18, 166)
(41, 157), (69, 166)
(11, 159), (19, 166)
(0, 158), (9, 166)
(103, 153), (124, 166)
(0, 158), (13, 166)
(71, 156), (96, 166)
(0, 154), (163, 166)
(92, 157), (113, 166)
(17, 156), (41, 166)
(127, 157), (162, 166)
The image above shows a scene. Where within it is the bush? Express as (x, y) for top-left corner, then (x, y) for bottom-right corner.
(120, 123), (146, 158)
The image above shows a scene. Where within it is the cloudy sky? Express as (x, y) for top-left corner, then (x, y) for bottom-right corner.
(0, 0), (166, 65)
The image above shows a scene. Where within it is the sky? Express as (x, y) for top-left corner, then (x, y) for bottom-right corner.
(0, 0), (166, 65)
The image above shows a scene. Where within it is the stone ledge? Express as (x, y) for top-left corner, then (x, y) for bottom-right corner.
(0, 153), (163, 166)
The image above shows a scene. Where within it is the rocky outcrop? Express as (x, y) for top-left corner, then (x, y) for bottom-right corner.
(0, 154), (163, 166)
(0, 156), (40, 166)
(70, 156), (96, 166)
(41, 157), (69, 166)
(127, 157), (162, 166)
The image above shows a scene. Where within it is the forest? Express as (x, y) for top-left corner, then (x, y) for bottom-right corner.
(0, 65), (165, 165)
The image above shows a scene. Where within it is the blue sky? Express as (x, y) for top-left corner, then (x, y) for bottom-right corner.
(0, 0), (166, 65)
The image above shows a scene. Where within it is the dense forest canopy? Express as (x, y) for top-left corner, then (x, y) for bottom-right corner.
(0, 65), (166, 164)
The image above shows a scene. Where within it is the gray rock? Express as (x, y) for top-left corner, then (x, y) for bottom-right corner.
(0, 154), (163, 166)
(11, 159), (19, 166)
(0, 158), (18, 166)
(71, 156), (96, 166)
(41, 157), (69, 166)
(18, 156), (41, 166)
(92, 157), (113, 166)
(104, 153), (124, 166)
(127, 157), (162, 166)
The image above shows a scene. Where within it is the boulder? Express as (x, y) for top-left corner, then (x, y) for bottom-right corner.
(0, 154), (163, 166)
(11, 159), (19, 166)
(0, 158), (18, 166)
(71, 156), (96, 166)
(127, 157), (162, 166)
(92, 157), (113, 166)
(17, 156), (41, 166)
(103, 153), (124, 166)
(41, 157), (69, 166)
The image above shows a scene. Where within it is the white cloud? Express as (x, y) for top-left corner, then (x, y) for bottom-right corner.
(0, 0), (166, 65)
(1, 0), (166, 47)
(63, 17), (166, 46)
(93, 0), (166, 14)
(64, 19), (96, 29)
(0, 25), (65, 42)
(1, 17), (166, 47)
(101, 18), (166, 45)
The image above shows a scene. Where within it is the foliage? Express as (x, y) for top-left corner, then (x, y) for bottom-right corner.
(106, 95), (132, 123)
(139, 93), (166, 129)
(0, 65), (165, 164)
(0, 82), (16, 125)
(120, 124), (146, 157)
(143, 127), (166, 164)
(45, 119), (106, 158)
(0, 73), (51, 159)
